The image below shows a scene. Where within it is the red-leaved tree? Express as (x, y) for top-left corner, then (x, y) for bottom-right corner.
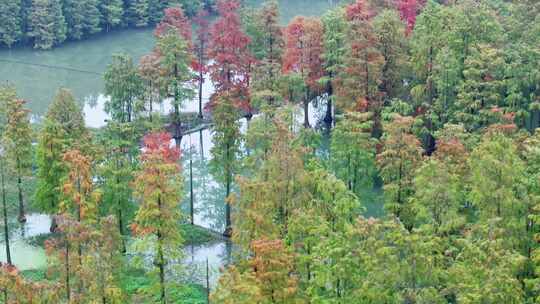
(154, 7), (192, 42)
(283, 16), (324, 128)
(207, 0), (255, 115)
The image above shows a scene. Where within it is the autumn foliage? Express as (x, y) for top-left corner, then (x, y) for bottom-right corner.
(207, 0), (254, 113)
(154, 7), (192, 42)
(283, 16), (324, 92)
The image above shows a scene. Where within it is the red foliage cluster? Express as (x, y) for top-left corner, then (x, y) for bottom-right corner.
(155, 7), (192, 43)
(397, 0), (425, 33)
(207, 0), (254, 113)
(346, 0), (373, 21)
(141, 132), (180, 164)
(283, 17), (324, 92)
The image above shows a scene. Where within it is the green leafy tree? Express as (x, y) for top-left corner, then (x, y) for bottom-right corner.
(455, 44), (506, 131)
(28, 0), (67, 49)
(36, 88), (89, 229)
(2, 94), (32, 223)
(154, 28), (196, 131)
(98, 122), (139, 253)
(331, 112), (378, 198)
(128, 0), (149, 27)
(210, 93), (242, 236)
(321, 6), (347, 123)
(45, 88), (89, 147)
(99, 0), (124, 32)
(412, 158), (463, 233)
(0, 0), (23, 47)
(469, 131), (528, 251)
(104, 53), (144, 123)
(373, 9), (408, 101)
(132, 132), (183, 304)
(247, 0), (285, 112)
(377, 115), (423, 229)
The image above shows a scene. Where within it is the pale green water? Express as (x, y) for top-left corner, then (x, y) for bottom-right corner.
(0, 0), (343, 117)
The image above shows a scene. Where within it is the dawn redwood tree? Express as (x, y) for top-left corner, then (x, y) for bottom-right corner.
(412, 158), (462, 234)
(98, 122), (138, 253)
(0, 86), (14, 264)
(331, 112), (378, 198)
(155, 29), (196, 146)
(234, 118), (307, 250)
(210, 93), (242, 236)
(193, 9), (210, 119)
(2, 96), (32, 223)
(0, 154), (10, 266)
(207, 0), (254, 116)
(63, 0), (86, 40)
(248, 0), (285, 111)
(45, 88), (89, 147)
(397, 0), (419, 33)
(139, 51), (166, 120)
(377, 115), (423, 229)
(35, 118), (67, 228)
(28, 0), (67, 49)
(0, 0), (23, 47)
(128, 0), (149, 27)
(337, 0), (384, 117)
(104, 53), (144, 123)
(469, 131), (527, 251)
(61, 149), (99, 223)
(321, 7), (347, 123)
(99, 0), (124, 32)
(249, 239), (300, 302)
(154, 6), (192, 41)
(373, 9), (409, 102)
(153, 6), (196, 145)
(283, 16), (324, 128)
(36, 89), (91, 230)
(132, 132), (183, 304)
(63, 0), (101, 40)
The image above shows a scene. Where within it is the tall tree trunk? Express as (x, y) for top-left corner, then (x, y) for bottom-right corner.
(190, 153), (194, 225)
(224, 144), (232, 237)
(17, 162), (25, 223)
(66, 238), (71, 302)
(158, 231), (166, 304)
(324, 83), (333, 125)
(1, 160), (11, 265)
(157, 193), (166, 304)
(198, 68), (204, 120)
(118, 208), (126, 254)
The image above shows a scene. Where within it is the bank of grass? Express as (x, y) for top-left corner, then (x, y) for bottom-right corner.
(21, 268), (207, 304)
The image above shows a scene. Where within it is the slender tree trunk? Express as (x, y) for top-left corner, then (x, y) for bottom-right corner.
(224, 144), (232, 237)
(324, 80), (333, 124)
(17, 162), (25, 223)
(118, 208), (126, 254)
(206, 258), (210, 304)
(66, 238), (71, 302)
(1, 160), (11, 265)
(190, 153), (194, 225)
(198, 68), (204, 120)
(158, 231), (166, 304)
(156, 194), (167, 304)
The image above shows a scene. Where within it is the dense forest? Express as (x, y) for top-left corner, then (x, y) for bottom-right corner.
(0, 0), (216, 49)
(0, 0), (540, 303)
